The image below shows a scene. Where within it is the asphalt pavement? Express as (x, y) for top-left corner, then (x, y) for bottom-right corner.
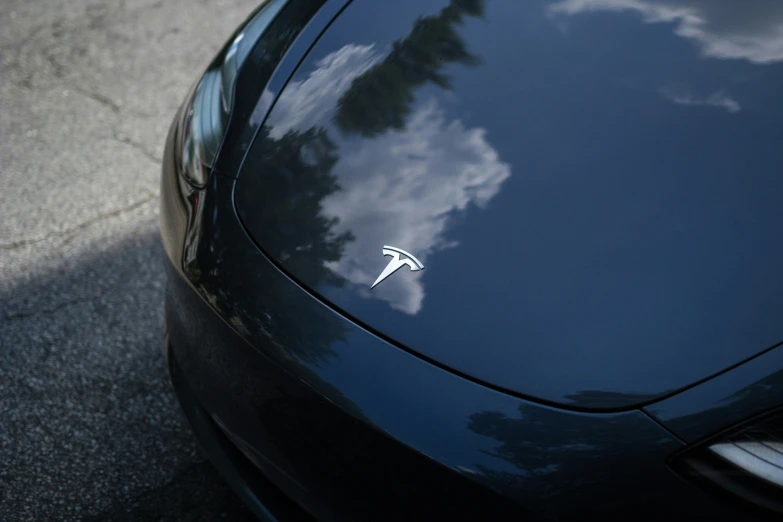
(1, 1), (262, 519)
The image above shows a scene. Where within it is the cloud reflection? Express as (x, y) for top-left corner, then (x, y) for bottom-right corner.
(323, 98), (511, 314)
(266, 44), (383, 138)
(660, 86), (741, 113)
(267, 42), (510, 314)
(550, 0), (783, 64)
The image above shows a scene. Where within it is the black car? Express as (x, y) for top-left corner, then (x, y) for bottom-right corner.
(160, 0), (783, 520)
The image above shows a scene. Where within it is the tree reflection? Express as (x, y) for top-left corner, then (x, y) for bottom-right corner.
(562, 389), (661, 409)
(247, 125), (354, 288)
(335, 0), (484, 137)
(466, 404), (679, 517)
(468, 404), (600, 499)
(198, 126), (354, 367)
(231, 0), (490, 353)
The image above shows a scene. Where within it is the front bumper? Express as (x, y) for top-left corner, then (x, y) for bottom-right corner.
(166, 333), (311, 522)
(160, 112), (771, 522)
(163, 251), (767, 521)
(165, 259), (533, 521)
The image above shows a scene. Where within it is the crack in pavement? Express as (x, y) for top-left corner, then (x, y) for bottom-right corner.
(3, 293), (100, 321)
(0, 193), (158, 251)
(71, 84), (122, 114)
(111, 130), (163, 163)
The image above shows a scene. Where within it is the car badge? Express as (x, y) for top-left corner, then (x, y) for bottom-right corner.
(371, 246), (424, 289)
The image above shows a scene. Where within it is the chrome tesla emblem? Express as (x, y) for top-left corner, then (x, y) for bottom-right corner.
(371, 246), (425, 289)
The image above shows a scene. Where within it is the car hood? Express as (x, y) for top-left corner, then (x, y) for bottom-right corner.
(235, 0), (783, 410)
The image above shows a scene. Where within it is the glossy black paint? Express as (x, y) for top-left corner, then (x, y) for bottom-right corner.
(165, 335), (313, 522)
(235, 0), (783, 410)
(160, 0), (783, 519)
(161, 148), (754, 520)
(210, 0), (341, 180)
(645, 342), (783, 443)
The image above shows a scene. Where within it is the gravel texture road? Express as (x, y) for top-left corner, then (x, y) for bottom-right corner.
(1, 1), (261, 520)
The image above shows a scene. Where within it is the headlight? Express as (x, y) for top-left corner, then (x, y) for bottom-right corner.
(178, 0), (288, 187)
(673, 408), (783, 516)
(710, 441), (783, 488)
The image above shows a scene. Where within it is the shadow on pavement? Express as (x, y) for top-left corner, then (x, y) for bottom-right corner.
(1, 230), (255, 521)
